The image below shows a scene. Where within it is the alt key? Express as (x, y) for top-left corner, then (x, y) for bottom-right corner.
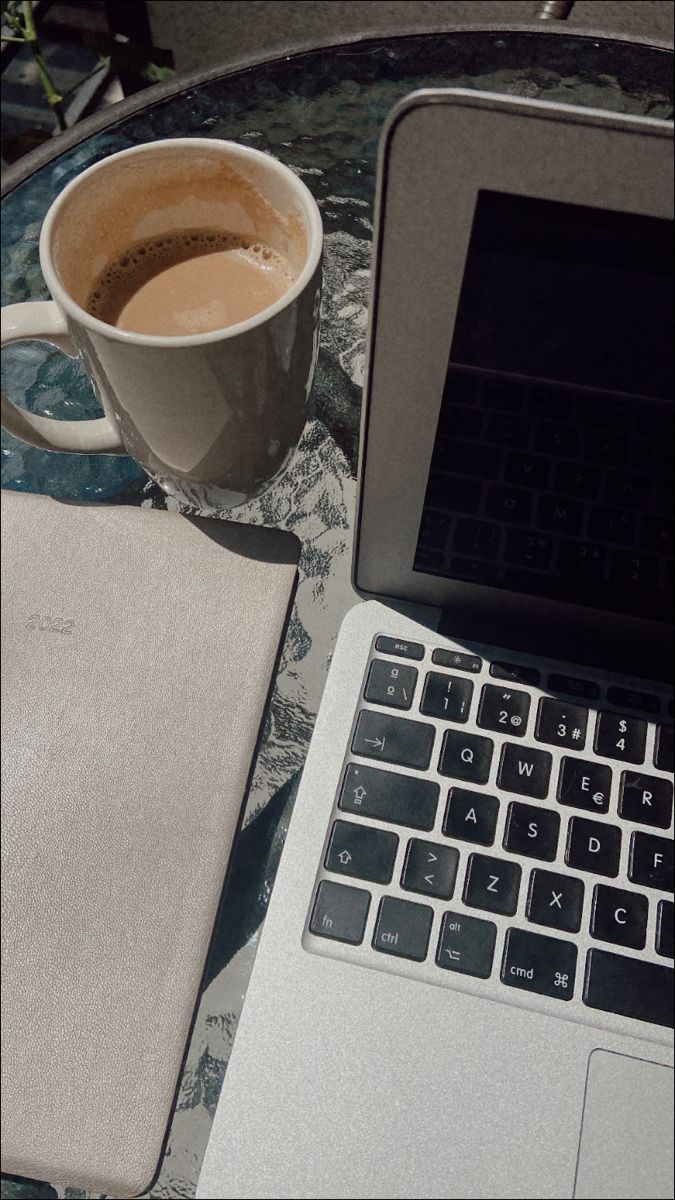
(436, 910), (496, 978)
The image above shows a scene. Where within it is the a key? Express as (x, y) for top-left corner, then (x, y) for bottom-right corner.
(438, 730), (493, 785)
(432, 648), (482, 673)
(535, 698), (588, 751)
(443, 787), (499, 846)
(501, 927), (577, 1001)
(655, 724), (674, 773)
(566, 817), (621, 878)
(374, 636), (424, 661)
(618, 772), (673, 830)
(401, 839), (458, 900)
(352, 710), (435, 771)
(420, 672), (473, 723)
(497, 743), (552, 800)
(325, 820), (398, 884)
(478, 684), (530, 738)
(656, 900), (674, 958)
(595, 711), (647, 764)
(436, 910), (496, 979)
(463, 853), (521, 916)
(309, 880), (371, 945)
(490, 661), (541, 686)
(527, 869), (584, 933)
(364, 659), (417, 710)
(628, 831), (673, 892)
(547, 673), (600, 702)
(503, 802), (560, 862)
(591, 884), (648, 950)
(557, 757), (612, 814)
(372, 896), (433, 962)
(583, 948), (674, 1028)
(338, 764), (438, 831)
(606, 687), (660, 716)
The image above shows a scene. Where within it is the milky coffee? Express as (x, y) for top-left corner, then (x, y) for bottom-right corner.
(87, 229), (295, 337)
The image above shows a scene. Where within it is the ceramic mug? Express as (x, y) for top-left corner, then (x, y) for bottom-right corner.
(1, 138), (323, 506)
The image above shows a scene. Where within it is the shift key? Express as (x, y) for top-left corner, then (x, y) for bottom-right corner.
(352, 710), (435, 770)
(340, 763), (439, 830)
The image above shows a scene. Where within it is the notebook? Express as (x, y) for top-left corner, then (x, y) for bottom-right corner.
(197, 91), (673, 1199)
(0, 490), (299, 1196)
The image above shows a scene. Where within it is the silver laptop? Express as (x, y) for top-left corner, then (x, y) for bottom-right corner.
(198, 90), (674, 1200)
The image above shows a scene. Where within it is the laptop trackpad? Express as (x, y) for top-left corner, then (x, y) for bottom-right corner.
(574, 1050), (673, 1199)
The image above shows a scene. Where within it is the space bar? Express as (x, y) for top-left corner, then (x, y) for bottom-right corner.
(583, 949), (674, 1029)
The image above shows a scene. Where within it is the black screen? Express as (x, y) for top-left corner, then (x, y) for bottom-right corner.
(414, 191), (674, 622)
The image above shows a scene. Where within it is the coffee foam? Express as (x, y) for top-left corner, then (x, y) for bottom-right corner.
(87, 228), (295, 331)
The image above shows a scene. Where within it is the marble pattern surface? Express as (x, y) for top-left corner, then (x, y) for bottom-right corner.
(1, 30), (672, 1199)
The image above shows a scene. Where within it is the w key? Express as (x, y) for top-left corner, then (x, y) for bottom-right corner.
(498, 743), (552, 799)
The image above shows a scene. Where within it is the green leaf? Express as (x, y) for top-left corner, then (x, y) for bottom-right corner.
(141, 61), (175, 84)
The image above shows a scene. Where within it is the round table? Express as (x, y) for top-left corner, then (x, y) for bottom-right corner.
(1, 27), (672, 1200)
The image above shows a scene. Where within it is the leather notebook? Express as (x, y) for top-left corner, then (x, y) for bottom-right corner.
(0, 490), (299, 1197)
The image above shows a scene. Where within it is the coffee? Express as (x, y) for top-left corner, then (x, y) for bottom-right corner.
(87, 229), (295, 336)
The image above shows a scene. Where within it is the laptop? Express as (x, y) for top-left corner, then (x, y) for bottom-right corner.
(198, 90), (674, 1200)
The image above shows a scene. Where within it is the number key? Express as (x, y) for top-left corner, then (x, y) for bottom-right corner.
(421, 671), (473, 723)
(364, 659), (417, 710)
(478, 684), (530, 737)
(595, 711), (647, 764)
(536, 698), (588, 751)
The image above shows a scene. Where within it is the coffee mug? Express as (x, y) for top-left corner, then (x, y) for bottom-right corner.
(1, 138), (323, 506)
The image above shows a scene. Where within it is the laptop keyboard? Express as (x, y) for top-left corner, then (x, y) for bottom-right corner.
(306, 634), (674, 1033)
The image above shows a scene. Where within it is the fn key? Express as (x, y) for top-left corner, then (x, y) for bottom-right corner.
(309, 880), (370, 945)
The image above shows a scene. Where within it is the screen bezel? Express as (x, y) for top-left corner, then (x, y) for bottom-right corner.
(354, 90), (673, 663)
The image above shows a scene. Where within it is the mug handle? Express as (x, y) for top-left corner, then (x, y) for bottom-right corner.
(1, 301), (124, 453)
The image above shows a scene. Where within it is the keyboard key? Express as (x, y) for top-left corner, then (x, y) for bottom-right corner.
(595, 711), (647, 764)
(609, 551), (659, 593)
(503, 802), (560, 862)
(439, 441), (501, 481)
(325, 820), (398, 884)
(418, 509), (450, 550)
(501, 927), (577, 1001)
(372, 896), (433, 962)
(605, 470), (651, 509)
(425, 474), (482, 514)
(490, 661), (541, 686)
(655, 724), (674, 773)
(619, 772), (673, 830)
(527, 869), (584, 933)
(557, 757), (612, 814)
(548, 673), (600, 702)
(420, 672), (473, 723)
(364, 659), (417, 710)
(450, 556), (496, 583)
(504, 451), (549, 490)
(589, 506), (635, 546)
(352, 710), (435, 770)
(481, 378), (524, 411)
(401, 839), (458, 899)
(485, 485), (532, 525)
(439, 730), (493, 785)
(463, 853), (521, 916)
(642, 514), (674, 553)
(504, 530), (553, 571)
(478, 684), (530, 737)
(375, 635), (424, 661)
(584, 430), (629, 468)
(633, 438), (672, 477)
(554, 460), (599, 501)
(452, 518), (501, 560)
(656, 900), (673, 958)
(443, 369), (479, 406)
(557, 540), (605, 582)
(339, 764), (438, 831)
(583, 948), (674, 1028)
(529, 384), (573, 421)
(309, 880), (371, 944)
(415, 546), (444, 573)
(444, 788), (499, 846)
(485, 411), (529, 448)
(432, 648), (482, 673)
(605, 691), (658, 715)
(535, 422), (580, 458)
(536, 698), (588, 751)
(436, 910), (496, 978)
(628, 831), (673, 892)
(538, 495), (583, 536)
(566, 817), (621, 878)
(497, 744), (552, 800)
(591, 884), (648, 950)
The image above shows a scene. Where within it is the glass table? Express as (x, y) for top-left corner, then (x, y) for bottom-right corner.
(1, 27), (672, 1200)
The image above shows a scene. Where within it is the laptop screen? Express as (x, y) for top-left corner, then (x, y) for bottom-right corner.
(414, 190), (673, 623)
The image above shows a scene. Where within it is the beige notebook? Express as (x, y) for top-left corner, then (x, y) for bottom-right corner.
(0, 490), (299, 1197)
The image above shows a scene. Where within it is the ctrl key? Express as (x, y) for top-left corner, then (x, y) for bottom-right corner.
(309, 880), (371, 945)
